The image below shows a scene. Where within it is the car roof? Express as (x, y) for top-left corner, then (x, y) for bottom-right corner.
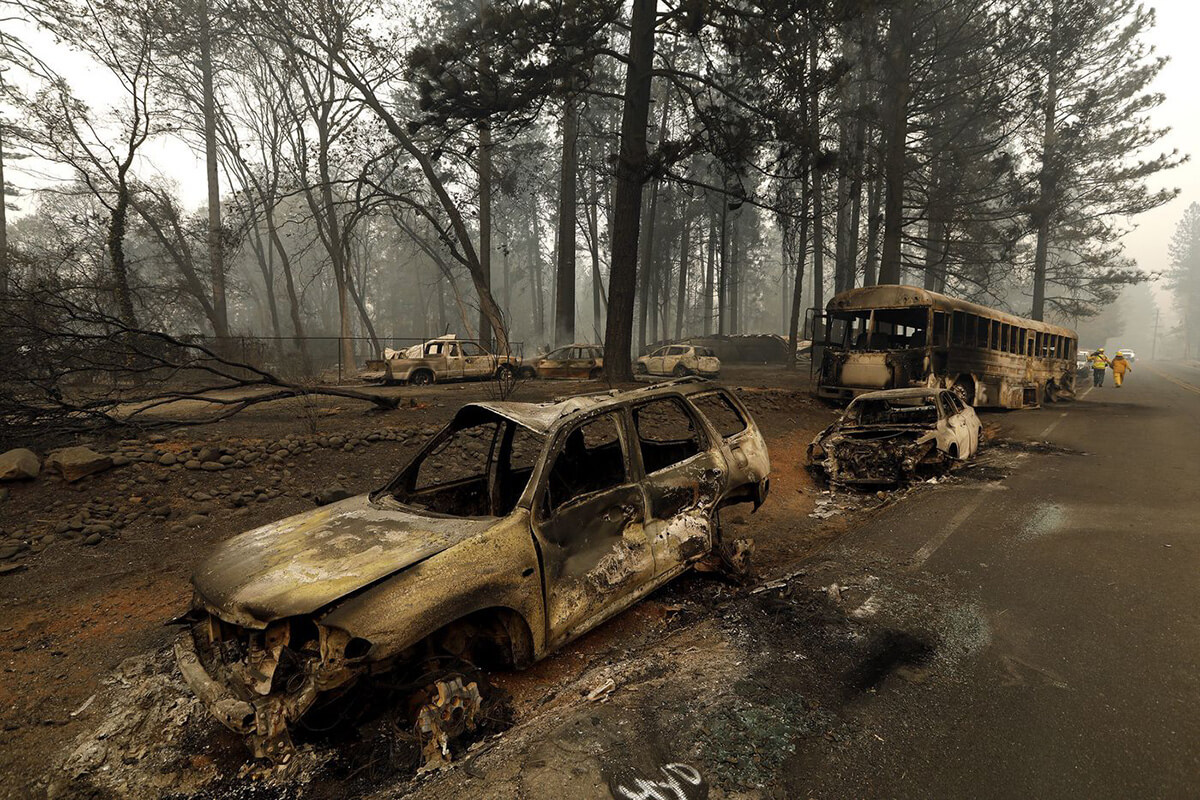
(851, 387), (945, 403)
(463, 379), (720, 434)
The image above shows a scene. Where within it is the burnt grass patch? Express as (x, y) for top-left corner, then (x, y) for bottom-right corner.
(843, 629), (936, 696)
(679, 569), (958, 794)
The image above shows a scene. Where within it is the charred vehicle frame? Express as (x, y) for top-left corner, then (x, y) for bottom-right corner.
(807, 387), (981, 486)
(173, 379), (770, 764)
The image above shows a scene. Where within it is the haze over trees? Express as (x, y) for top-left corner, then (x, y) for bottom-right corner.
(1167, 202), (1200, 358)
(0, 0), (1185, 390)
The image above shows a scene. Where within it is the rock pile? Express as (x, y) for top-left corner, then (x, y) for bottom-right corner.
(0, 424), (436, 572)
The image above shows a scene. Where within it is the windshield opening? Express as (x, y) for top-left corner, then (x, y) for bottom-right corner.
(382, 407), (547, 517)
(828, 307), (929, 351)
(846, 395), (940, 426)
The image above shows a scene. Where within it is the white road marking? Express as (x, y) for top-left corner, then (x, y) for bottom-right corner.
(1039, 385), (1091, 438)
(912, 386), (1091, 568)
(910, 480), (1015, 567)
(1146, 365), (1200, 396)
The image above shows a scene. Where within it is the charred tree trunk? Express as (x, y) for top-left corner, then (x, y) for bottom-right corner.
(635, 96), (669, 352)
(587, 167), (605, 338)
(788, 158), (811, 367)
(1031, 50), (1059, 320)
(603, 0), (656, 382)
(197, 0), (228, 339)
(531, 212), (546, 342)
(781, 218), (790, 336)
(717, 200), (728, 335)
(247, 220), (284, 351)
(263, 206), (310, 368)
(703, 214), (715, 335)
(878, 0), (913, 286)
(729, 210), (741, 335)
(554, 95), (579, 346)
(809, 37), (826, 319)
(345, 236), (381, 355)
(675, 213), (689, 340)
(863, 171), (882, 286)
(478, 122), (493, 348)
(108, 173), (138, 330)
(0, 120), (8, 299)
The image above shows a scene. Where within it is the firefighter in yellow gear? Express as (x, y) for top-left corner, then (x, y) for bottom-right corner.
(1089, 348), (1111, 387)
(1111, 352), (1132, 387)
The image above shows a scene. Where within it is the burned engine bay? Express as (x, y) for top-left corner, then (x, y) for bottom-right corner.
(807, 388), (980, 486)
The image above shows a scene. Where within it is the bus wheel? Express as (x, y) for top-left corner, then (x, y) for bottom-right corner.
(953, 376), (975, 406)
(1044, 381), (1059, 404)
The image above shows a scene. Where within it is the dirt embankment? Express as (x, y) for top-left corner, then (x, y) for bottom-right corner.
(0, 376), (842, 800)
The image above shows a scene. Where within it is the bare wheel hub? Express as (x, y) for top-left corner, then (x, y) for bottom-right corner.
(415, 677), (483, 770)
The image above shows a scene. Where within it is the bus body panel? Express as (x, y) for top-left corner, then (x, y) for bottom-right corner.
(816, 286), (1077, 410)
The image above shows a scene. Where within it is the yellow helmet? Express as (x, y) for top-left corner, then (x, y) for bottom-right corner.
(1097, 348), (1105, 353)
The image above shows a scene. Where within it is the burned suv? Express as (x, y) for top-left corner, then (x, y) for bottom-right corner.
(174, 381), (769, 763)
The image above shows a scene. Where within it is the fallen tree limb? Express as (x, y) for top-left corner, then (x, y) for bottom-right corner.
(0, 285), (399, 436)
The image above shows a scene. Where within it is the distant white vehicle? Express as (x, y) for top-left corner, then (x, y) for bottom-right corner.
(1116, 348), (1136, 363)
(636, 344), (721, 378)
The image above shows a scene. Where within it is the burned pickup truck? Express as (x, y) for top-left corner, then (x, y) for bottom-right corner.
(174, 380), (769, 765)
(368, 335), (522, 385)
(807, 387), (981, 486)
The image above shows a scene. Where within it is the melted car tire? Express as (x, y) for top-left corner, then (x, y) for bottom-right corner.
(673, 364), (689, 377)
(411, 370), (433, 386)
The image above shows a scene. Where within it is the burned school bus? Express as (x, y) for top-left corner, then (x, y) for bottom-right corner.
(173, 380), (769, 765)
(815, 286), (1078, 408)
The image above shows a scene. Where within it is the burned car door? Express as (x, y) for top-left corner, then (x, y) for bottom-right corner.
(646, 347), (667, 375)
(689, 390), (763, 493)
(532, 412), (655, 646)
(540, 347), (571, 378)
(565, 347), (593, 377)
(631, 396), (723, 575)
(460, 341), (494, 378)
(433, 341), (464, 381)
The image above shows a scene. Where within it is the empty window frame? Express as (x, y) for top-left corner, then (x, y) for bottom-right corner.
(545, 414), (627, 513)
(933, 312), (949, 346)
(691, 392), (748, 439)
(632, 398), (705, 474)
(952, 311), (966, 345)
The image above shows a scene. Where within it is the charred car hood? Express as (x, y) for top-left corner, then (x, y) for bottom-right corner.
(828, 426), (934, 443)
(192, 495), (496, 627)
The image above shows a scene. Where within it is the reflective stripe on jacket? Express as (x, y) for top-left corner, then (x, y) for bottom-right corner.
(1090, 354), (1110, 369)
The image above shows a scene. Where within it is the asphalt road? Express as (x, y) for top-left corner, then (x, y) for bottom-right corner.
(790, 360), (1200, 798)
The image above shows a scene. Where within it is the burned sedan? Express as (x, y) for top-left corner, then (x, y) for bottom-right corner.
(174, 381), (769, 764)
(807, 387), (981, 486)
